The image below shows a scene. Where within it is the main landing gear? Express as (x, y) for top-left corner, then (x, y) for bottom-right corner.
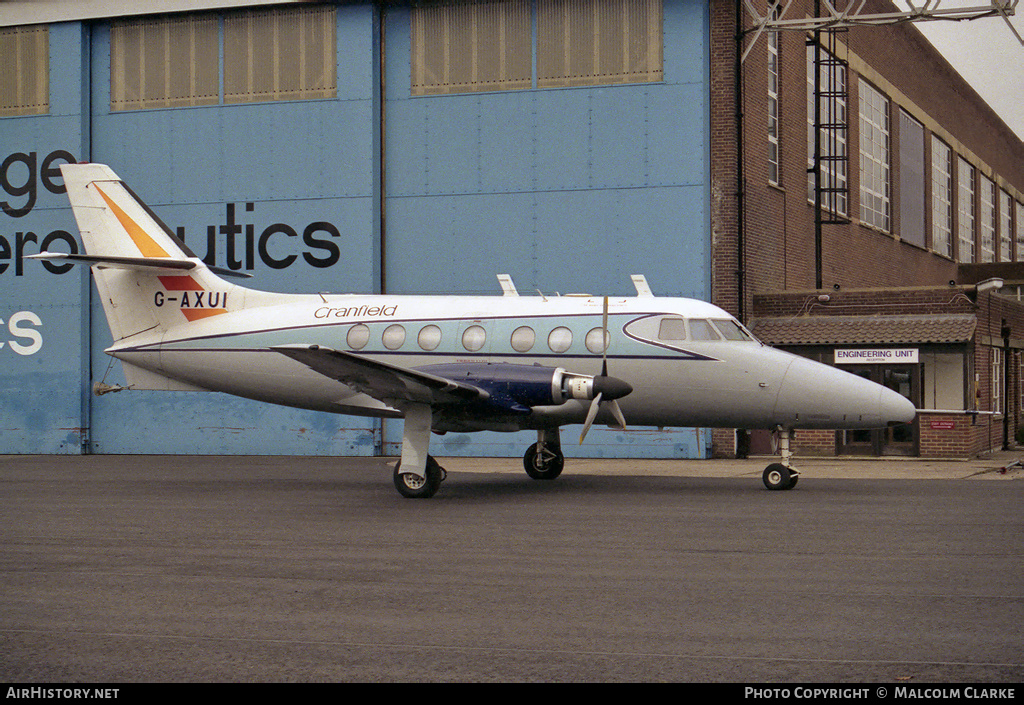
(394, 455), (447, 499)
(523, 428), (564, 480)
(763, 427), (799, 491)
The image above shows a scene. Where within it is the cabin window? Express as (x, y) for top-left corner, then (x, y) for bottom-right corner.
(688, 319), (721, 341)
(383, 324), (406, 350)
(418, 325), (442, 351)
(511, 326), (535, 352)
(347, 323), (370, 350)
(658, 317), (687, 340)
(548, 327), (573, 353)
(585, 327), (609, 354)
(463, 325), (487, 352)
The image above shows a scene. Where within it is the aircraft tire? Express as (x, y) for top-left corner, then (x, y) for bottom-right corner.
(762, 463), (797, 491)
(393, 456), (445, 498)
(523, 443), (564, 480)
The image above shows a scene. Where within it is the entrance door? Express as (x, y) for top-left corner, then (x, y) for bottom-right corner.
(837, 365), (919, 456)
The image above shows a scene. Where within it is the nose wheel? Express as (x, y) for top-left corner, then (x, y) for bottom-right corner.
(763, 427), (799, 491)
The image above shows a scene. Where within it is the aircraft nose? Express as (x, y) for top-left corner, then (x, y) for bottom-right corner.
(880, 385), (918, 425)
(775, 357), (917, 429)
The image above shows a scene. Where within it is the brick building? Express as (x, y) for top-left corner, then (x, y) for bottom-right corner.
(710, 0), (1024, 458)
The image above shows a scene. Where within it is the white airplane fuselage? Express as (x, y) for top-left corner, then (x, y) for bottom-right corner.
(108, 289), (914, 434)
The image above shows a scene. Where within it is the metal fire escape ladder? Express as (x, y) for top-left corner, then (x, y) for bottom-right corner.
(810, 27), (850, 228)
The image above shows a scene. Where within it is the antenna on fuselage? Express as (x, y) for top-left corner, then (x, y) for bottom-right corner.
(497, 274), (519, 296)
(631, 274), (654, 297)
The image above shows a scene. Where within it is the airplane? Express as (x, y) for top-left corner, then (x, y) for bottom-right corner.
(30, 163), (918, 499)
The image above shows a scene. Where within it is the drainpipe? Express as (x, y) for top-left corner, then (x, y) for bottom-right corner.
(734, 0), (746, 321)
(1003, 318), (1011, 449)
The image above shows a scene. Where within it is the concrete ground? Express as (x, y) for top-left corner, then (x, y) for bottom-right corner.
(434, 449), (1024, 481)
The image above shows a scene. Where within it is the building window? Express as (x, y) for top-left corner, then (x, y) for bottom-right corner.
(411, 0), (663, 96)
(858, 80), (890, 231)
(1018, 200), (1024, 262)
(979, 175), (996, 262)
(111, 7), (336, 111)
(411, 0), (532, 95)
(806, 45), (847, 216)
(931, 138), (953, 258)
(999, 189), (1013, 262)
(538, 0), (663, 88)
(1, 25), (48, 117)
(224, 6), (337, 103)
(111, 15), (220, 110)
(898, 110), (925, 247)
(767, 10), (780, 186)
(957, 157), (975, 263)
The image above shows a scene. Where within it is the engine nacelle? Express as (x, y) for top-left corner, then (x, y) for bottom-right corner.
(416, 362), (630, 414)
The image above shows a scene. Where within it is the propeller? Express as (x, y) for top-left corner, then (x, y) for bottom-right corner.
(579, 296), (632, 444)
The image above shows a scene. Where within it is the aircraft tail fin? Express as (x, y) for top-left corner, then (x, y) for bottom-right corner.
(51, 163), (249, 342)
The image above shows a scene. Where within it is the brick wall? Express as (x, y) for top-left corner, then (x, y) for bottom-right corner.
(710, 0), (1024, 322)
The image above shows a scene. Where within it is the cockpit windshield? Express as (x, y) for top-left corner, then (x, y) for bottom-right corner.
(627, 314), (758, 348)
(710, 318), (754, 341)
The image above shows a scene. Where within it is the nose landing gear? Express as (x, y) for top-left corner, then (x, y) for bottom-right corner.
(763, 427), (799, 491)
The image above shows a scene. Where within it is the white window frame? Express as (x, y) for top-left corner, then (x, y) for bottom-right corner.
(931, 138), (953, 258)
(979, 174), (996, 262)
(858, 79), (890, 231)
(999, 189), (1012, 262)
(957, 157), (975, 263)
(1018, 200), (1024, 262)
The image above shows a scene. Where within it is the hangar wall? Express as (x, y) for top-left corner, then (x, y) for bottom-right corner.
(0, 0), (714, 458)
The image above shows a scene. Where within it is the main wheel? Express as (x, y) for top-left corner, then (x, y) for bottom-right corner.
(394, 456), (445, 498)
(523, 442), (564, 480)
(763, 462), (797, 491)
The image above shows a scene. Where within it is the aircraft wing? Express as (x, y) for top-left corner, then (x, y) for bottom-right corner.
(271, 344), (488, 408)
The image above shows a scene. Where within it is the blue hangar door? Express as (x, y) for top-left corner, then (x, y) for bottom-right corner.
(381, 0), (713, 459)
(83, 6), (384, 455)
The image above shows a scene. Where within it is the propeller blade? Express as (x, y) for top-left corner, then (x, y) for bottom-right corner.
(601, 295), (609, 361)
(579, 392), (603, 444)
(608, 399), (627, 431)
(578, 295), (631, 443)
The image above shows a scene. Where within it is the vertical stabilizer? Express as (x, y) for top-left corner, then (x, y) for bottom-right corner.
(59, 163), (243, 342)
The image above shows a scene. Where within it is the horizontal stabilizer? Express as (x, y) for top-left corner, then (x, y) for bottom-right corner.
(26, 252), (252, 279)
(272, 344), (487, 408)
